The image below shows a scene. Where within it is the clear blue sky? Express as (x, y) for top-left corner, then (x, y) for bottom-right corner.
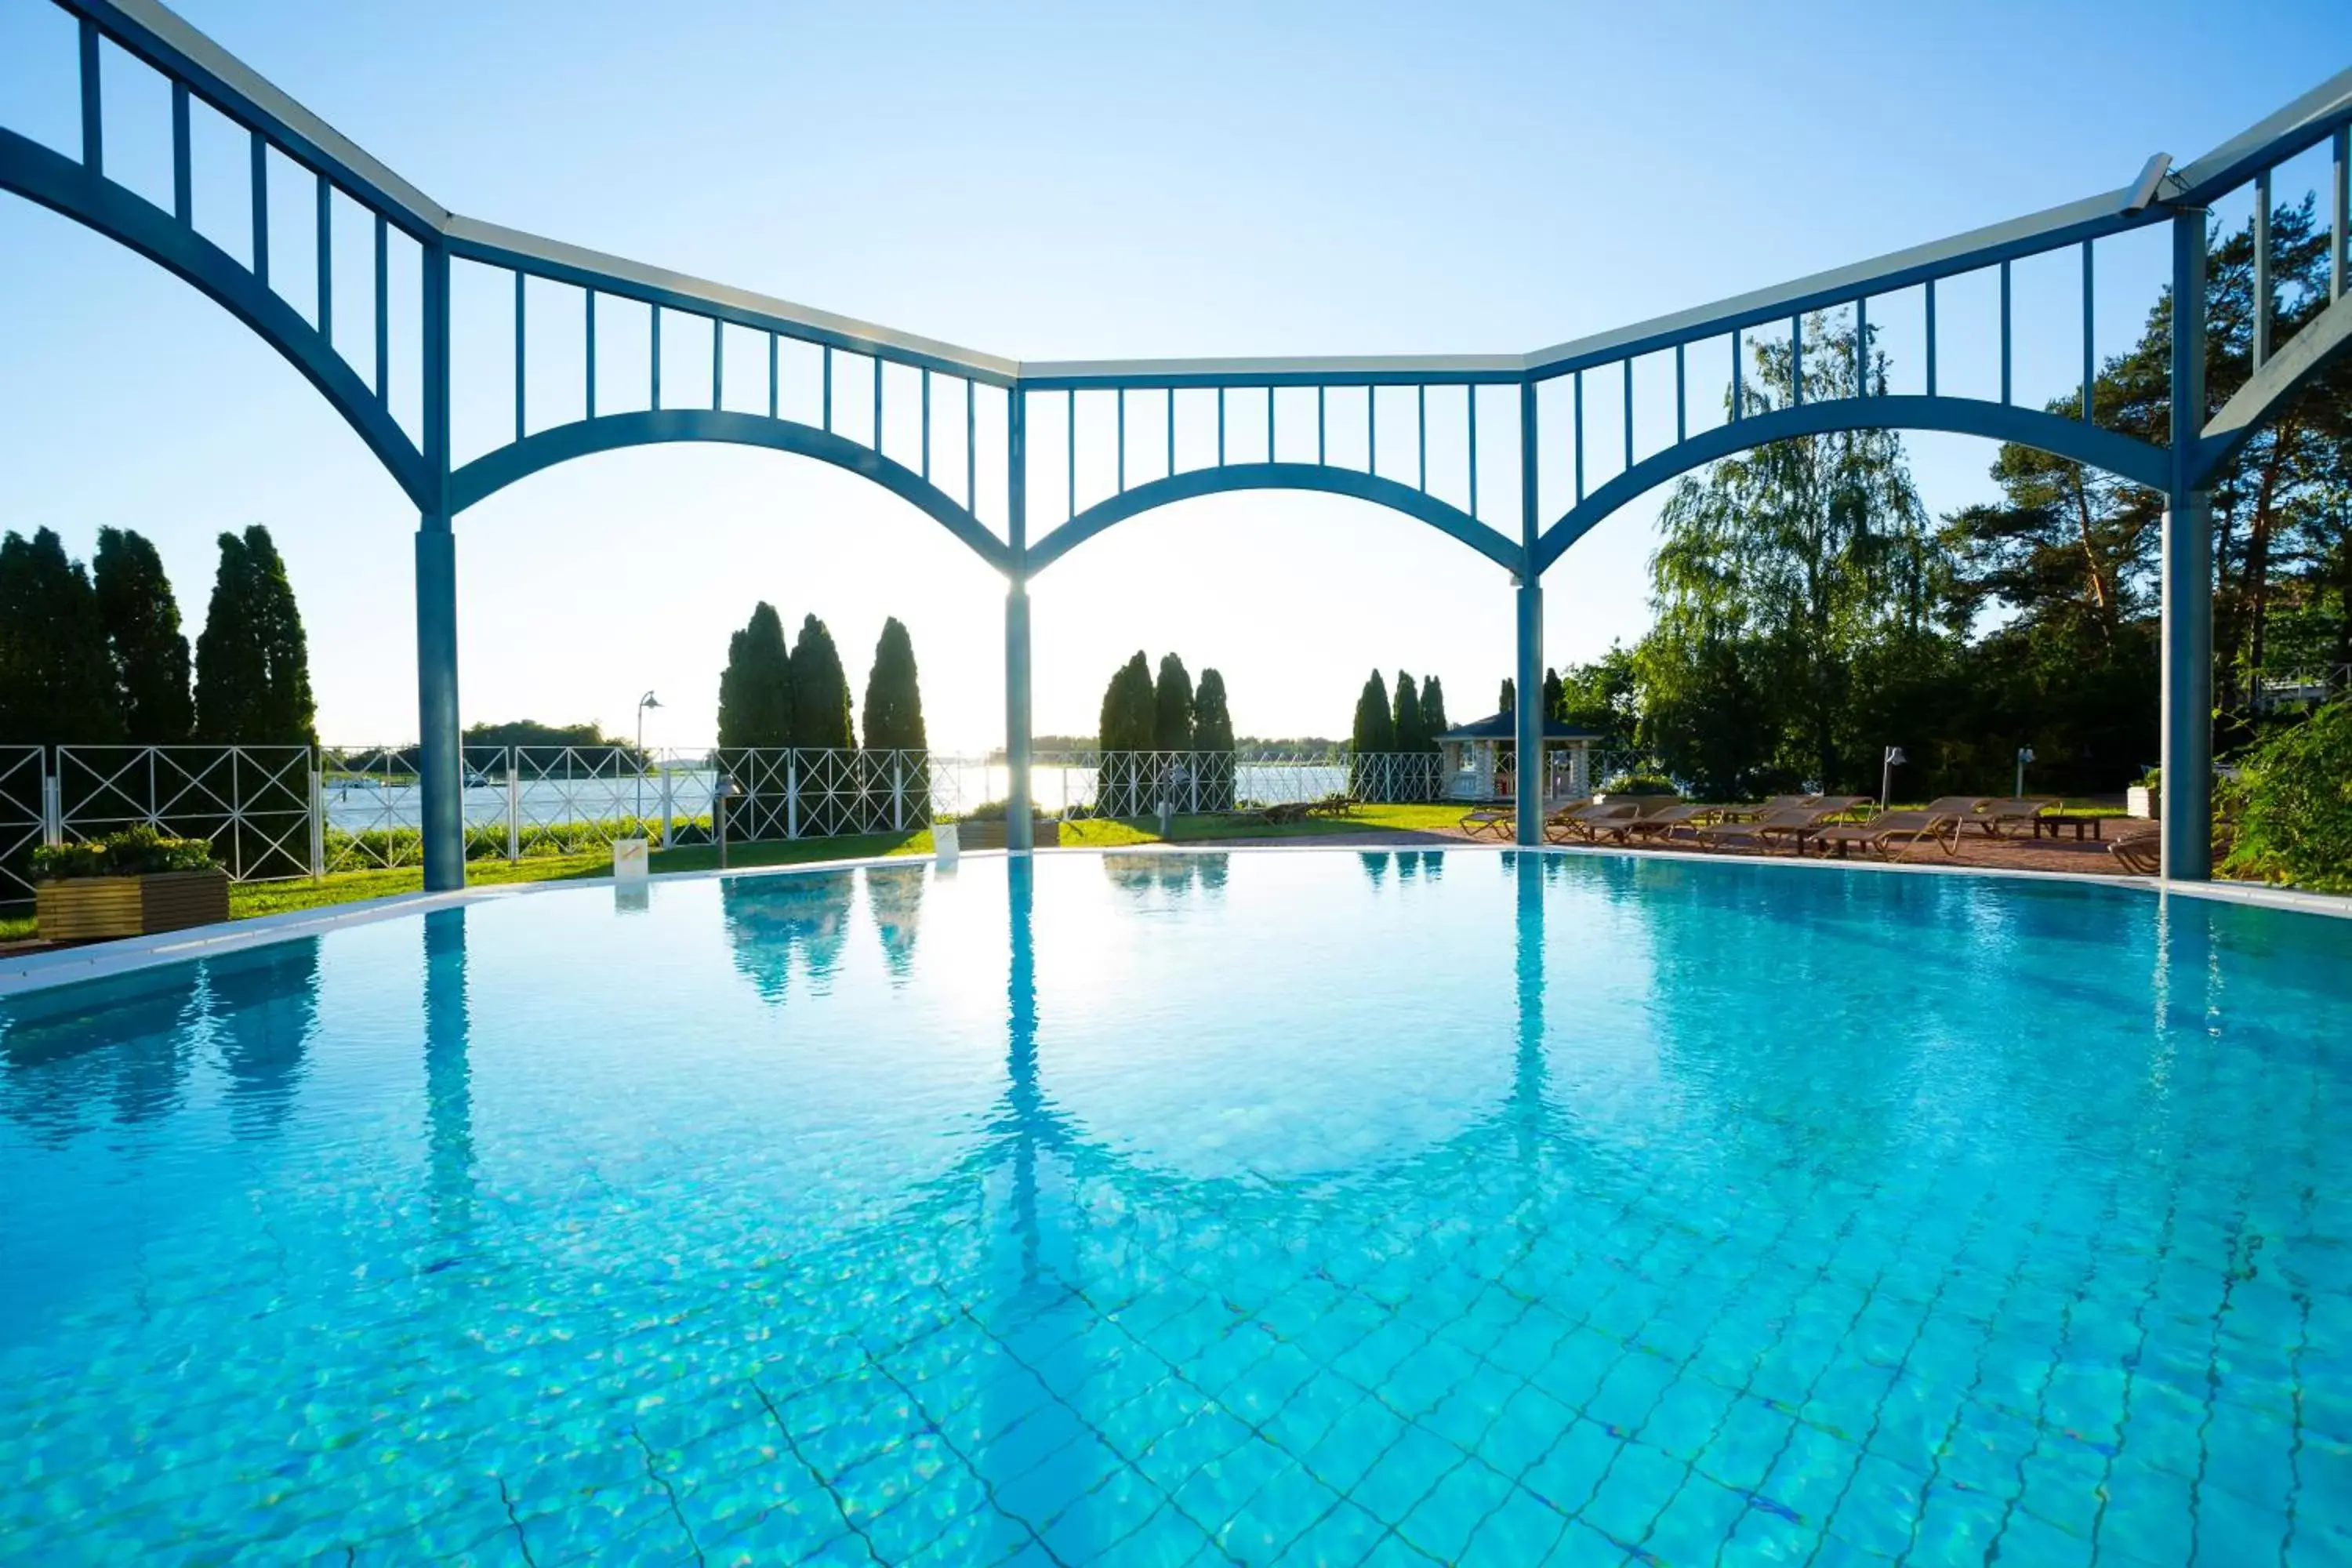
(2, 0), (2347, 750)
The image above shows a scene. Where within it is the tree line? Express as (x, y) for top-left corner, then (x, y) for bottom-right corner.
(1348, 670), (1449, 753)
(1095, 652), (1235, 754)
(1539, 203), (2350, 803)
(0, 524), (315, 747)
(715, 604), (928, 752)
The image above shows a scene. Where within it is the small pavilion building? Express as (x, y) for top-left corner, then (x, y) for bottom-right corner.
(1435, 713), (1602, 802)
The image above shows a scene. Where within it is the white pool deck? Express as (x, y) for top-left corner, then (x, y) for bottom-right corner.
(2, 842), (2347, 999)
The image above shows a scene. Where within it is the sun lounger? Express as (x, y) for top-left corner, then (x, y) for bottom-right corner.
(1691, 804), (1841, 853)
(1973, 797), (2059, 837)
(1459, 804), (1515, 839)
(1807, 810), (1962, 861)
(2110, 825), (2161, 875)
(1544, 801), (1642, 844)
(1621, 803), (1727, 842)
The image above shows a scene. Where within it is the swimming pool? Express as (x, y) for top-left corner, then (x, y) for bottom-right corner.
(2, 850), (2346, 1564)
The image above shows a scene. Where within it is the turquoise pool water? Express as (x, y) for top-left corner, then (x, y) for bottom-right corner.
(1, 850), (2346, 1565)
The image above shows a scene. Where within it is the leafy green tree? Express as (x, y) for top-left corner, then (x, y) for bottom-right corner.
(1351, 670), (1396, 753)
(1191, 668), (1235, 753)
(1637, 311), (1942, 793)
(1417, 676), (1449, 747)
(789, 614), (855, 752)
(0, 527), (121, 742)
(717, 601), (793, 748)
(1391, 671), (1424, 753)
(195, 526), (314, 746)
(1558, 646), (1639, 753)
(93, 528), (192, 743)
(861, 616), (927, 752)
(1098, 652), (1156, 752)
(1153, 653), (1194, 751)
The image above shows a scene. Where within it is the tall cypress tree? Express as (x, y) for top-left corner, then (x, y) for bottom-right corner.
(789, 614), (855, 752)
(93, 527), (193, 743)
(245, 526), (315, 748)
(1392, 671), (1424, 753)
(717, 601), (793, 747)
(1191, 669), (1234, 753)
(1418, 676), (1449, 749)
(1099, 652), (1156, 752)
(1351, 670), (1396, 753)
(860, 616), (927, 752)
(0, 528), (121, 742)
(1498, 677), (1515, 713)
(1542, 666), (1566, 724)
(1153, 653), (1194, 752)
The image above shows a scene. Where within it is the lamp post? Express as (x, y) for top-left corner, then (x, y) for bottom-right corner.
(2015, 746), (2035, 797)
(1881, 746), (1907, 811)
(634, 691), (661, 824)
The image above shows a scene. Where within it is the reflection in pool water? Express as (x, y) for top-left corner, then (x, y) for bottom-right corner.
(0, 851), (2346, 1564)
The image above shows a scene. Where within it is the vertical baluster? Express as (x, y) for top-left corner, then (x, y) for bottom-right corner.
(250, 130), (268, 287)
(1116, 387), (1126, 492)
(1367, 385), (1375, 474)
(1999, 260), (2013, 405)
(1417, 386), (1427, 491)
(513, 270), (524, 442)
(822, 346), (833, 430)
(650, 305), (661, 410)
(1068, 390), (1077, 518)
(1167, 386), (1175, 478)
(78, 18), (101, 176)
(1854, 297), (1867, 395)
(966, 378), (977, 507)
(1573, 370), (1584, 503)
(374, 212), (388, 401)
(2082, 239), (2097, 423)
(1674, 342), (1685, 443)
(873, 354), (883, 450)
(1468, 387), (1479, 521)
(1265, 385), (1275, 461)
(1621, 360), (1633, 472)
(584, 289), (597, 419)
(922, 368), (932, 481)
(171, 82), (191, 223)
(1791, 314), (1805, 407)
(316, 174), (332, 339)
(711, 318), (723, 412)
(2334, 128), (2348, 303)
(1316, 384), (1327, 465)
(2252, 172), (2270, 373)
(768, 334), (778, 420)
(1732, 330), (1744, 421)
(1926, 278), (1938, 397)
(1217, 387), (1225, 466)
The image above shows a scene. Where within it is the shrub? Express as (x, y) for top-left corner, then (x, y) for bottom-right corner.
(2219, 700), (2352, 893)
(1601, 772), (1679, 797)
(32, 825), (216, 880)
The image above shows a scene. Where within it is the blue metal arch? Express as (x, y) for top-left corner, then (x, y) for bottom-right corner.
(1025, 463), (1520, 575)
(1533, 394), (2171, 574)
(446, 408), (1011, 572)
(0, 127), (431, 510)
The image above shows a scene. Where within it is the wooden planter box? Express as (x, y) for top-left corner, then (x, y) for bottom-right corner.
(35, 868), (230, 941)
(954, 818), (1062, 851)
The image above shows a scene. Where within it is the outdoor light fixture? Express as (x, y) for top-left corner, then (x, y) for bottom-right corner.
(2016, 746), (2036, 797)
(713, 776), (742, 869)
(1882, 746), (1907, 810)
(635, 691), (662, 821)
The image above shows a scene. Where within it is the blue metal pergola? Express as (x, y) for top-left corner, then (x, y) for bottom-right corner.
(7, 0), (2350, 887)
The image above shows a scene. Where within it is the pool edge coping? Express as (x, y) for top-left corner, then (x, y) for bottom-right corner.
(2, 840), (2344, 998)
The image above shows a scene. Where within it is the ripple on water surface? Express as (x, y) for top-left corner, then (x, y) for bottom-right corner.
(1, 850), (2347, 1565)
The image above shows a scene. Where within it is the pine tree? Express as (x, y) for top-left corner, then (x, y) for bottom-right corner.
(1542, 666), (1566, 723)
(0, 528), (122, 742)
(244, 526), (315, 748)
(789, 614), (855, 751)
(1418, 676), (1449, 749)
(717, 601), (793, 748)
(1191, 669), (1235, 752)
(93, 527), (192, 743)
(1351, 670), (1396, 753)
(1098, 652), (1156, 752)
(1153, 653), (1194, 752)
(860, 616), (927, 752)
(1392, 671), (1423, 753)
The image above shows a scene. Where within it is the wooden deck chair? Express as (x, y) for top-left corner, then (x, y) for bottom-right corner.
(1807, 810), (1963, 861)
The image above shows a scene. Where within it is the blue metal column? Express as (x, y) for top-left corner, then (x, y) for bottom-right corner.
(417, 241), (465, 892)
(2160, 209), (2212, 882)
(1514, 384), (1544, 846)
(1004, 390), (1034, 853)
